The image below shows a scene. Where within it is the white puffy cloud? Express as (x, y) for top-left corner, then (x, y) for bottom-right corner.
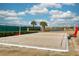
(26, 5), (48, 15)
(6, 20), (20, 25)
(4, 17), (28, 26)
(0, 3), (76, 26)
(24, 3), (75, 15)
(0, 10), (26, 18)
(49, 10), (63, 14)
(22, 3), (75, 15)
(0, 10), (27, 26)
(5, 17), (20, 20)
(50, 10), (75, 19)
(35, 3), (75, 9)
(36, 19), (48, 23)
(63, 3), (75, 6)
(50, 19), (65, 24)
(7, 10), (18, 17)
(72, 16), (79, 21)
(0, 3), (75, 17)
(38, 3), (62, 8)
(49, 9), (78, 27)
(18, 11), (26, 15)
(0, 10), (18, 17)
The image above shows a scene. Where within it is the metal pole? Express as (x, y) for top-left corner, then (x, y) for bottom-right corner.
(19, 23), (21, 35)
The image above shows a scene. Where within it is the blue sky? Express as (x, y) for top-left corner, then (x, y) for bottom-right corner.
(0, 3), (79, 27)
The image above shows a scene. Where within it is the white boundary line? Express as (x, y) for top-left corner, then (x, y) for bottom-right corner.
(66, 34), (69, 50)
(0, 42), (69, 52)
(64, 33), (69, 50)
(0, 33), (69, 52)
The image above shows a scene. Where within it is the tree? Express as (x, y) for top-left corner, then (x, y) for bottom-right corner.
(40, 21), (48, 32)
(31, 20), (37, 29)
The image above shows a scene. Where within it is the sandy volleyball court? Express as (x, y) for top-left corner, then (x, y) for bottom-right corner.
(0, 32), (68, 52)
(0, 32), (67, 50)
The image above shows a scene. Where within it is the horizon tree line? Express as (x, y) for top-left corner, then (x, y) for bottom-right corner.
(31, 20), (48, 32)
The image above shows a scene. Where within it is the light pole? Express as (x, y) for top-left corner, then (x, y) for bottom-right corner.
(19, 22), (21, 35)
(19, 25), (21, 35)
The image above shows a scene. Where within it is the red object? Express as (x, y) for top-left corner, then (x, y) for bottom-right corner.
(73, 23), (78, 37)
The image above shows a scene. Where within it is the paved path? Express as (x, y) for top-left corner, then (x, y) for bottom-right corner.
(0, 32), (68, 52)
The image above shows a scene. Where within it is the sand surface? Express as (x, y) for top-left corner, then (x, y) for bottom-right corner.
(0, 32), (68, 50)
(0, 31), (79, 56)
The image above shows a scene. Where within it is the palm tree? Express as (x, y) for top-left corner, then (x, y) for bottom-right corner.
(40, 21), (48, 32)
(31, 20), (37, 30)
